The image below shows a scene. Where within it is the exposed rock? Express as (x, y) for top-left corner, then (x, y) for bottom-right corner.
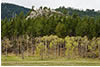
(26, 7), (64, 20)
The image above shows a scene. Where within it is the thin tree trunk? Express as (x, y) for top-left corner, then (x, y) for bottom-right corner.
(98, 44), (100, 59)
(40, 49), (43, 60)
(5, 45), (7, 60)
(27, 40), (28, 56)
(18, 40), (20, 56)
(58, 45), (60, 56)
(85, 44), (88, 57)
(21, 46), (24, 59)
(18, 45), (20, 56)
(78, 43), (81, 57)
(5, 43), (8, 56)
(63, 41), (66, 57)
(31, 38), (35, 56)
(21, 38), (24, 59)
(47, 48), (49, 58)
(15, 36), (17, 56)
(31, 45), (33, 56)
(47, 41), (49, 58)
(6, 47), (8, 57)
(55, 46), (57, 58)
(21, 49), (24, 59)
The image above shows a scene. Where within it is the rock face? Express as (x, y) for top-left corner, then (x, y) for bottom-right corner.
(26, 7), (63, 20)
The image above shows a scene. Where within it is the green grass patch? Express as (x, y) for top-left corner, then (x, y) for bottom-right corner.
(2, 55), (100, 66)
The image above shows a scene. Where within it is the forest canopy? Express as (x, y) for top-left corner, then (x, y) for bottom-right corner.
(1, 6), (100, 39)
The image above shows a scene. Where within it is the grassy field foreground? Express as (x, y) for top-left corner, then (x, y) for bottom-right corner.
(1, 55), (100, 66)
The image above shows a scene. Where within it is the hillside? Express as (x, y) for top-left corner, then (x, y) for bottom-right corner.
(55, 6), (100, 18)
(1, 3), (100, 19)
(1, 3), (30, 19)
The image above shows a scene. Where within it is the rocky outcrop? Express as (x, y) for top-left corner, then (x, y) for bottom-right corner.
(26, 7), (63, 20)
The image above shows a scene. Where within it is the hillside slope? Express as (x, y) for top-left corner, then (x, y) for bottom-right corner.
(1, 3), (100, 19)
(1, 3), (30, 19)
(55, 6), (100, 18)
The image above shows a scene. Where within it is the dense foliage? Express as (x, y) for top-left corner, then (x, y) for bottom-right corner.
(1, 9), (100, 39)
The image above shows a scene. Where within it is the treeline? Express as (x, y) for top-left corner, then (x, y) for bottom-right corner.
(2, 35), (100, 59)
(1, 10), (100, 39)
(56, 6), (100, 18)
